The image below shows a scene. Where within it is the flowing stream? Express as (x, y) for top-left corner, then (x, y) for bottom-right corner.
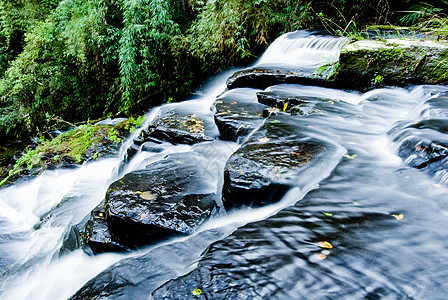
(1, 31), (448, 299)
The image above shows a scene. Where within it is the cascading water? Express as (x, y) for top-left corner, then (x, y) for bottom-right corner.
(1, 31), (448, 299)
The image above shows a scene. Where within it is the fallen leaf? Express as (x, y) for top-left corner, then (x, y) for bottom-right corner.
(140, 191), (157, 201)
(317, 254), (327, 260)
(230, 101), (238, 104)
(344, 154), (358, 159)
(318, 241), (333, 249)
(392, 213), (404, 221)
(323, 212), (333, 217)
(283, 102), (288, 112)
(191, 288), (202, 296)
(329, 100), (335, 104)
(140, 212), (146, 220)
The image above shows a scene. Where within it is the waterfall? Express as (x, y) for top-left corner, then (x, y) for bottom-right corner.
(1, 30), (448, 299)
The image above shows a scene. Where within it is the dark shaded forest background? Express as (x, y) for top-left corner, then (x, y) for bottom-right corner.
(0, 0), (446, 140)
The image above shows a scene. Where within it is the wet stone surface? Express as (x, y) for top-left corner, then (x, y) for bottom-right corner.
(226, 66), (330, 90)
(213, 88), (267, 142)
(84, 151), (218, 251)
(222, 114), (327, 209)
(143, 112), (214, 145)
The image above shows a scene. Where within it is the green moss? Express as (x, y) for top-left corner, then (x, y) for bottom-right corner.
(333, 40), (448, 90)
(0, 124), (113, 187)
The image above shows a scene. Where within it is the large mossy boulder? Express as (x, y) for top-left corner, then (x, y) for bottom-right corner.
(222, 113), (344, 209)
(84, 152), (219, 252)
(333, 39), (448, 91)
(213, 88), (267, 142)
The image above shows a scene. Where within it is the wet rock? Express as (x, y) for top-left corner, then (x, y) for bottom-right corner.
(213, 88), (267, 142)
(140, 105), (217, 146)
(333, 39), (448, 91)
(398, 137), (448, 179)
(226, 66), (330, 90)
(69, 227), (228, 300)
(141, 142), (164, 153)
(84, 152), (218, 251)
(84, 203), (128, 253)
(222, 114), (339, 209)
(257, 91), (319, 116)
(151, 208), (397, 299)
(124, 143), (140, 163)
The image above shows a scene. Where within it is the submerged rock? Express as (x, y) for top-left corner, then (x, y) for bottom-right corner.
(151, 208), (396, 299)
(84, 152), (218, 252)
(398, 137), (448, 180)
(333, 39), (448, 91)
(222, 114), (341, 209)
(213, 88), (267, 142)
(257, 90), (320, 116)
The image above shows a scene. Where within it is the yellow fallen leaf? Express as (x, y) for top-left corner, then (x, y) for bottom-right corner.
(283, 102), (288, 112)
(318, 241), (333, 249)
(392, 213), (404, 220)
(191, 288), (202, 296)
(140, 212), (146, 220)
(323, 212), (333, 217)
(318, 254), (327, 260)
(344, 154), (358, 159)
(329, 100), (335, 104)
(230, 101), (238, 104)
(135, 191), (142, 194)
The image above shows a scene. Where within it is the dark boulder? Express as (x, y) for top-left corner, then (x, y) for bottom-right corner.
(84, 151), (219, 251)
(398, 137), (448, 178)
(222, 114), (342, 209)
(84, 202), (128, 253)
(226, 66), (330, 90)
(257, 90), (321, 117)
(143, 112), (214, 145)
(213, 88), (267, 142)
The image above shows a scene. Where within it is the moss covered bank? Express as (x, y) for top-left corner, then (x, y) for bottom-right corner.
(331, 38), (448, 91)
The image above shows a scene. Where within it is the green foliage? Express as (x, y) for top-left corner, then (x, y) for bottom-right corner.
(187, 0), (314, 67)
(119, 0), (181, 113)
(107, 127), (121, 143)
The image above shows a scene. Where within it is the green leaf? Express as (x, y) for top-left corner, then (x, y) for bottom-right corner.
(191, 288), (202, 296)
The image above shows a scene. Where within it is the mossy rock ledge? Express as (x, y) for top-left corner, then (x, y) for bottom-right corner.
(332, 39), (448, 91)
